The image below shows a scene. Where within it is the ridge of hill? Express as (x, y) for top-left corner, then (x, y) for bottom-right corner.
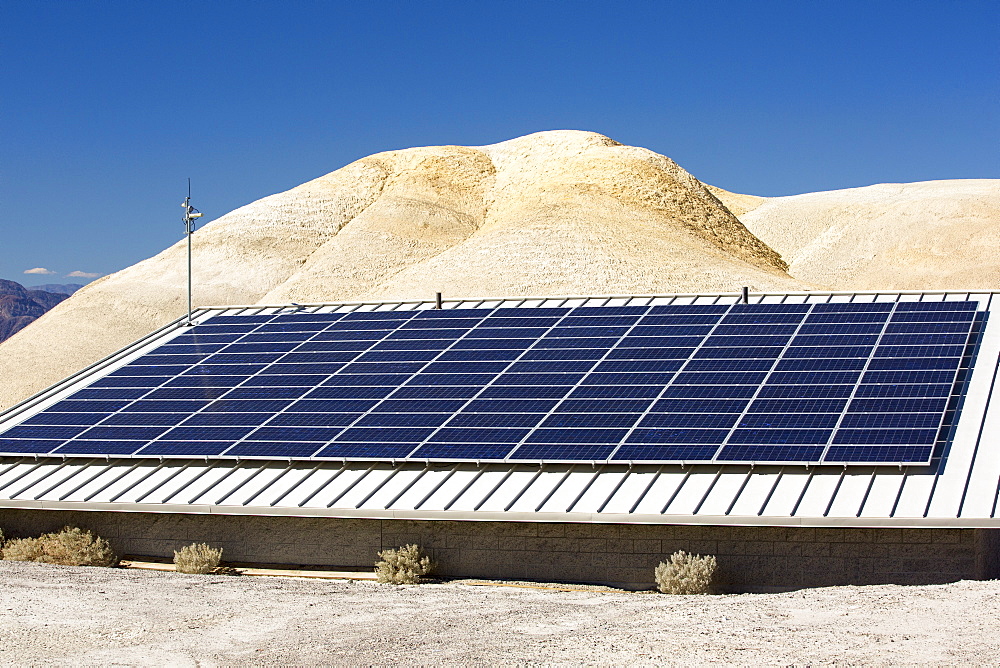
(0, 130), (808, 409)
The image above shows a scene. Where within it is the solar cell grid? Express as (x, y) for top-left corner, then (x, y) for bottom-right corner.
(757, 385), (854, 399)
(638, 413), (740, 428)
(533, 337), (620, 349)
(478, 386), (573, 399)
(568, 385), (663, 398)
(0, 298), (979, 466)
(854, 384), (951, 398)
(449, 413), (545, 428)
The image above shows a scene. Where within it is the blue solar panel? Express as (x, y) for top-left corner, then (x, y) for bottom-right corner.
(225, 388), (310, 399)
(316, 442), (417, 458)
(431, 428), (531, 443)
(242, 375), (330, 387)
(478, 386), (572, 399)
(540, 413), (640, 428)
(165, 426), (256, 440)
(449, 413), (546, 428)
(823, 445), (933, 463)
(355, 413), (451, 427)
(165, 375), (250, 387)
(757, 385), (854, 399)
(2, 425), (90, 439)
(55, 441), (146, 455)
(855, 383), (952, 398)
(511, 443), (618, 460)
(638, 413), (739, 428)
(1, 299), (978, 465)
(266, 413), (362, 427)
(673, 372), (767, 385)
(102, 412), (188, 426)
(738, 413), (839, 429)
(410, 443), (513, 459)
(652, 399), (748, 413)
(80, 426), (172, 440)
(558, 398), (653, 412)
(727, 429), (833, 444)
(140, 441), (233, 456)
(392, 386), (481, 399)
(0, 438), (67, 453)
(226, 442), (322, 458)
(509, 361), (599, 373)
(304, 387), (395, 399)
(628, 428), (730, 443)
(715, 445), (825, 461)
(246, 426), (342, 441)
(811, 302), (893, 312)
(181, 413), (273, 426)
(465, 399), (560, 412)
(23, 412), (113, 426)
(660, 385), (757, 398)
(568, 385), (663, 398)
(611, 444), (720, 461)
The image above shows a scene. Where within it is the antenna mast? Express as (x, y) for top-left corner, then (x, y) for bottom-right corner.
(181, 179), (203, 326)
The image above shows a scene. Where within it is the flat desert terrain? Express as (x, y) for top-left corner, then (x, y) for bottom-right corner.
(2, 560), (998, 665)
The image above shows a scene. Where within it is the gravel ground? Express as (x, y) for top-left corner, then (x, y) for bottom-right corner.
(2, 561), (999, 665)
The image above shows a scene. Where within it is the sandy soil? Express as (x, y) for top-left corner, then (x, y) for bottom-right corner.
(2, 560), (998, 665)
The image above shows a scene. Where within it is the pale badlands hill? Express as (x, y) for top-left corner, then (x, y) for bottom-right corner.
(0, 130), (996, 409)
(737, 179), (1000, 290)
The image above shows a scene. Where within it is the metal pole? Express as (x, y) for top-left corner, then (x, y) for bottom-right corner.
(187, 228), (193, 324)
(435, 292), (443, 309)
(741, 286), (749, 304)
(181, 179), (202, 327)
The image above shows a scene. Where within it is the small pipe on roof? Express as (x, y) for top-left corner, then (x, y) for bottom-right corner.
(435, 292), (443, 309)
(742, 286), (750, 304)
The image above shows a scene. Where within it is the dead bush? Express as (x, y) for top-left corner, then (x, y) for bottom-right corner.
(1, 526), (118, 567)
(375, 544), (434, 584)
(173, 543), (223, 574)
(654, 550), (717, 594)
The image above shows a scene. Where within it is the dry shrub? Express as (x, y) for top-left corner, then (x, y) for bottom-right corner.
(1, 526), (118, 567)
(654, 550), (717, 594)
(375, 544), (434, 584)
(173, 543), (223, 574)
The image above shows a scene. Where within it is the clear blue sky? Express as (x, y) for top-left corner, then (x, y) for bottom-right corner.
(3, 0), (997, 286)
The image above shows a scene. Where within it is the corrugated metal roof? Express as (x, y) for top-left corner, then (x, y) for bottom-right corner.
(1, 289), (998, 528)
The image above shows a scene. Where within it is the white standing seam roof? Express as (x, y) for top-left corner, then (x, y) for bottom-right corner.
(0, 289), (998, 528)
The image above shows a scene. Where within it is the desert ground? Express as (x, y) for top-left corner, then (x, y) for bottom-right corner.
(2, 560), (998, 665)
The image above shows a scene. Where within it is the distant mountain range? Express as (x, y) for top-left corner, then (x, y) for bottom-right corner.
(0, 280), (71, 342)
(30, 283), (84, 296)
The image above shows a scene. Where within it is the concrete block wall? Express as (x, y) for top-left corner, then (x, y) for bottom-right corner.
(0, 509), (995, 591)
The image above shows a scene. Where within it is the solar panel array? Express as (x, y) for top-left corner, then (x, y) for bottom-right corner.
(0, 300), (977, 465)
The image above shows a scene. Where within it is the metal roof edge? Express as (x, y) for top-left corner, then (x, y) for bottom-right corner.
(203, 289), (1000, 310)
(1, 499), (997, 529)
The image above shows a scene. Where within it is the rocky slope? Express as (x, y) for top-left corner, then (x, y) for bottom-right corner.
(0, 280), (68, 343)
